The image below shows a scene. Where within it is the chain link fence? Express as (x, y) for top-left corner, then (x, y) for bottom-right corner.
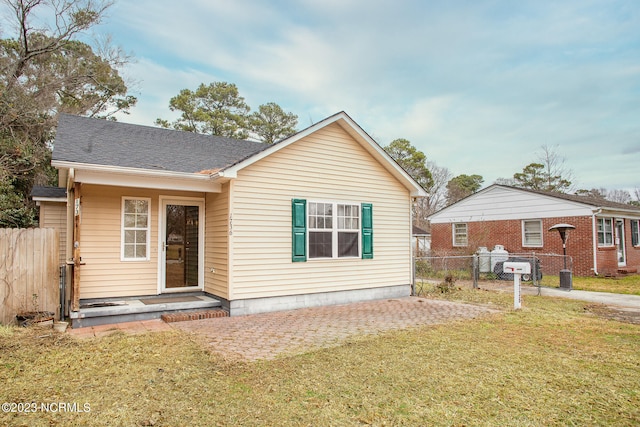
(413, 253), (573, 296)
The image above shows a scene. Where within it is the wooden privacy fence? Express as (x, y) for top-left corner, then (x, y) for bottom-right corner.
(0, 228), (60, 325)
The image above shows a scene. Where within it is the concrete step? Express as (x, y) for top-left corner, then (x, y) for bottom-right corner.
(161, 309), (228, 323)
(69, 293), (222, 328)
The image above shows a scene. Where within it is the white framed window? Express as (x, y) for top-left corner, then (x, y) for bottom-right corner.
(597, 217), (613, 247)
(522, 219), (543, 247)
(453, 223), (468, 247)
(308, 201), (360, 259)
(121, 197), (151, 261)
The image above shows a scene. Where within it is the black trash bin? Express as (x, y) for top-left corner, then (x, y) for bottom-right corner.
(559, 269), (572, 290)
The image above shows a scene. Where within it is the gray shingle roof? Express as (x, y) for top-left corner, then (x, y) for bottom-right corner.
(52, 114), (266, 174)
(503, 185), (640, 212)
(30, 185), (66, 199)
(412, 225), (429, 235)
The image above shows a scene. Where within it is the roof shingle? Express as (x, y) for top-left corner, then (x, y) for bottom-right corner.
(506, 185), (640, 212)
(52, 114), (266, 174)
(30, 185), (66, 199)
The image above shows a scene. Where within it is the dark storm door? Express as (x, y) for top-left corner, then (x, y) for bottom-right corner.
(162, 199), (203, 291)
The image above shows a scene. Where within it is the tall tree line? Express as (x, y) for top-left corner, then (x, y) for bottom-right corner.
(155, 82), (298, 145)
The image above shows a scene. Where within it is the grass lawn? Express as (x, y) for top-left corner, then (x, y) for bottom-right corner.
(419, 270), (640, 295)
(1, 289), (639, 426)
(540, 274), (640, 295)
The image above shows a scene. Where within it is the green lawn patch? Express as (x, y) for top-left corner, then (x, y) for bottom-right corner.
(540, 274), (640, 295)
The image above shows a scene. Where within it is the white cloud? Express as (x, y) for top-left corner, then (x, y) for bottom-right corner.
(114, 59), (217, 126)
(100, 0), (640, 190)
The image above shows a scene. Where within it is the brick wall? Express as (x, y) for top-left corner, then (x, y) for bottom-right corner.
(432, 216), (640, 276)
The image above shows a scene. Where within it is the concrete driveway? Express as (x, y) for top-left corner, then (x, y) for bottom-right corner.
(172, 297), (499, 361)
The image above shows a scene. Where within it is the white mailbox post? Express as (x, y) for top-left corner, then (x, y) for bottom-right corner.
(503, 262), (531, 309)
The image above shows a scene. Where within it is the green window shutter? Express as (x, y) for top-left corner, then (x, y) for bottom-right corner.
(361, 203), (373, 259)
(632, 220), (639, 247)
(292, 199), (307, 262)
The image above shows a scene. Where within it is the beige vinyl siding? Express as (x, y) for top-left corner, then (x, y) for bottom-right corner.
(39, 202), (67, 265)
(78, 185), (205, 299)
(204, 182), (230, 299)
(230, 122), (411, 299)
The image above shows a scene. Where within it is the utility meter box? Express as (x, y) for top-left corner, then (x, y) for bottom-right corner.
(503, 262), (531, 275)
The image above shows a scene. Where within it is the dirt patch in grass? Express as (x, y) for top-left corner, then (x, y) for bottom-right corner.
(585, 303), (640, 325)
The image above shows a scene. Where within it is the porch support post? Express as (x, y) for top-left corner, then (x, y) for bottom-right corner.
(71, 182), (82, 311)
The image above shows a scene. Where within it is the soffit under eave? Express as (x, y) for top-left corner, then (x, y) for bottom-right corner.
(596, 208), (640, 219)
(68, 167), (222, 193)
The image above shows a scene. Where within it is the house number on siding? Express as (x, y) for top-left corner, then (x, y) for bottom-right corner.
(229, 213), (233, 236)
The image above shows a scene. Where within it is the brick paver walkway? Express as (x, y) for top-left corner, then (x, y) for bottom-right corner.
(173, 297), (499, 361)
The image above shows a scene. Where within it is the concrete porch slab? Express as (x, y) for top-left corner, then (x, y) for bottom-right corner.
(69, 293), (222, 328)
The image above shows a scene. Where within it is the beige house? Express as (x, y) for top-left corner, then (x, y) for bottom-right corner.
(48, 112), (426, 327)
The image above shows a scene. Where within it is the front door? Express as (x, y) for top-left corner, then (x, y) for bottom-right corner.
(616, 219), (626, 266)
(161, 198), (204, 292)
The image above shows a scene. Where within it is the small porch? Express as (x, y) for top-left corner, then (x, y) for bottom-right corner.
(69, 292), (225, 328)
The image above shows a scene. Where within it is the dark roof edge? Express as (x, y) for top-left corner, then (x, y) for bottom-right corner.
(429, 183), (640, 218)
(30, 185), (67, 199)
(497, 184), (640, 212)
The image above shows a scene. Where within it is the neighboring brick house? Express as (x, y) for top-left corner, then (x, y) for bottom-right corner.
(428, 185), (640, 277)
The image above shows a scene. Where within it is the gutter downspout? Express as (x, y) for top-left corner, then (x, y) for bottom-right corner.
(592, 208), (601, 276)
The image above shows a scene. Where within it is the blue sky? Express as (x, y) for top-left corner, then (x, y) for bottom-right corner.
(95, 0), (638, 191)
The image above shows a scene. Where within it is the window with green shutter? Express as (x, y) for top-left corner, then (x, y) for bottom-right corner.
(291, 199), (307, 262)
(632, 220), (639, 247)
(292, 199), (373, 261)
(361, 203), (373, 259)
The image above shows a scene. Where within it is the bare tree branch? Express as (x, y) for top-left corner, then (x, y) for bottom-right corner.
(3, 0), (112, 84)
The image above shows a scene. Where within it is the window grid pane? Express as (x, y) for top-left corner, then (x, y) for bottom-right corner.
(309, 231), (332, 258)
(135, 244), (147, 258)
(124, 245), (134, 258)
(454, 223), (468, 246)
(337, 204), (359, 257)
(309, 202), (332, 230)
(338, 204), (359, 230)
(123, 198), (149, 260)
(598, 218), (613, 246)
(523, 220), (542, 246)
(308, 202), (361, 258)
(338, 232), (358, 257)
(136, 214), (148, 228)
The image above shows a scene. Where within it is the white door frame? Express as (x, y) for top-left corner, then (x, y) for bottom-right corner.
(615, 219), (626, 267)
(158, 196), (205, 293)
